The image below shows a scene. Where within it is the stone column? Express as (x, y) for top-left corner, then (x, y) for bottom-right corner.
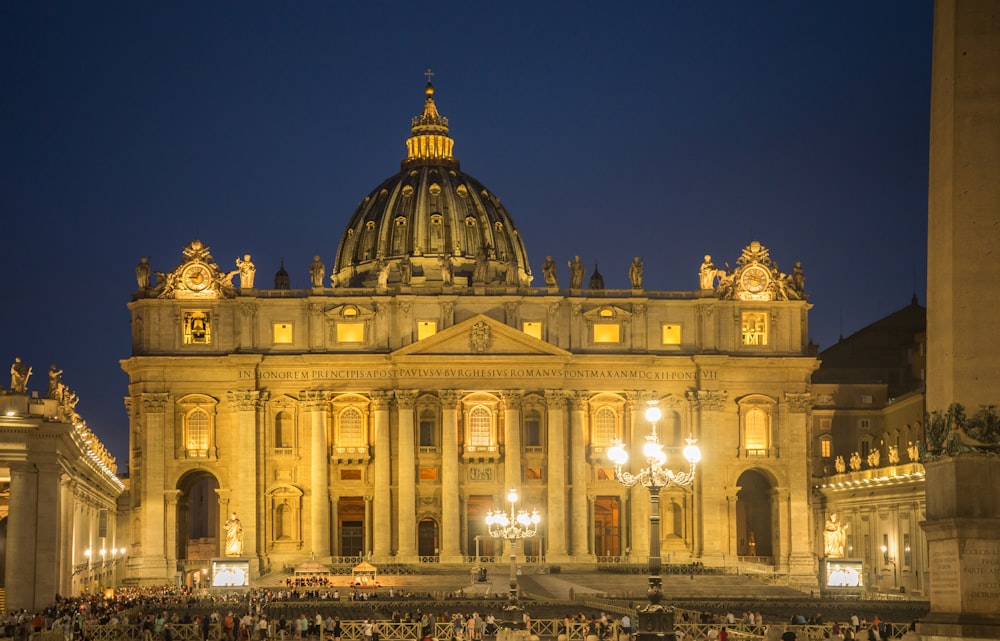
(6, 462), (38, 611)
(364, 496), (373, 556)
(771, 487), (791, 574)
(302, 391), (331, 558)
(691, 390), (727, 564)
(545, 390), (568, 559)
(239, 303), (258, 350)
(164, 490), (180, 576)
(372, 391), (392, 559)
(439, 390), (462, 560)
(569, 392), (590, 557)
(309, 303), (326, 351)
(627, 395), (649, 560)
(227, 390), (266, 562)
(139, 393), (169, 580)
(501, 391), (523, 490)
(59, 477), (75, 598)
(330, 497), (340, 557)
(395, 390), (419, 560)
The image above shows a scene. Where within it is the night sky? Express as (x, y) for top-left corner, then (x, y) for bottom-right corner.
(1, 2), (934, 468)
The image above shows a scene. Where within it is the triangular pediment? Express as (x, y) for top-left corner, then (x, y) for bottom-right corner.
(581, 304), (633, 321)
(392, 314), (570, 357)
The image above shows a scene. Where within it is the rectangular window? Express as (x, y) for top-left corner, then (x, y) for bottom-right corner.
(741, 311), (767, 346)
(340, 469), (362, 481)
(820, 418), (832, 430)
(860, 441), (870, 459)
(524, 468), (542, 480)
(336, 322), (365, 343)
(821, 439), (832, 458)
(419, 419), (436, 447)
(417, 321), (437, 340)
(98, 509), (108, 538)
(272, 322), (293, 344)
(859, 419), (872, 429)
(183, 311), (211, 345)
(522, 321), (543, 339)
(593, 323), (620, 343)
(524, 417), (541, 447)
(419, 467), (438, 480)
(903, 533), (912, 567)
(859, 395), (873, 404)
(661, 323), (681, 345)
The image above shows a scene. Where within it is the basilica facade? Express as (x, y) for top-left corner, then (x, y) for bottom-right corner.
(122, 83), (819, 586)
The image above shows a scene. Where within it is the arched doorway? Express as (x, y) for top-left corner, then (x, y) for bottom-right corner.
(735, 469), (773, 559)
(176, 471), (220, 561)
(418, 518), (439, 557)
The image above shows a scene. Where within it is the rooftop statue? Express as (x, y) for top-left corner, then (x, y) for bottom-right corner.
(135, 257), (151, 290)
(568, 255), (585, 289)
(629, 256), (643, 289)
(9, 357), (31, 394)
(236, 254), (256, 289)
(541, 256), (557, 287)
(310, 256), (325, 288)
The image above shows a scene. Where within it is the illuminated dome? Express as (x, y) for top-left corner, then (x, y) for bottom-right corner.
(332, 82), (532, 288)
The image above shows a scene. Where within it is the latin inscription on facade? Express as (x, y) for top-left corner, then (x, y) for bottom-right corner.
(929, 539), (1000, 612)
(240, 367), (717, 382)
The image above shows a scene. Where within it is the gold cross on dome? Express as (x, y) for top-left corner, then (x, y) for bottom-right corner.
(424, 68), (435, 83)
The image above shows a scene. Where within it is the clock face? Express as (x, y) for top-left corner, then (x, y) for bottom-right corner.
(182, 263), (211, 292)
(740, 265), (769, 293)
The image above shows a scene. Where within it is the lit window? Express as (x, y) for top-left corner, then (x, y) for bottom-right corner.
(593, 324), (620, 343)
(593, 407), (617, 445)
(417, 321), (437, 340)
(522, 321), (542, 339)
(741, 312), (767, 346)
(339, 408), (364, 446)
(273, 322), (293, 344)
(419, 467), (438, 480)
(820, 437), (832, 458)
(661, 324), (681, 345)
(186, 409), (210, 456)
(469, 406), (491, 447)
(183, 311), (211, 345)
(524, 468), (542, 480)
(337, 322), (365, 343)
(744, 407), (768, 454)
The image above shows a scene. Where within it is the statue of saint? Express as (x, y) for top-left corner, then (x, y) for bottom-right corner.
(849, 451), (862, 472)
(568, 255), (585, 289)
(887, 445), (900, 465)
(907, 441), (920, 462)
(541, 256), (557, 287)
(791, 261), (805, 295)
(472, 247), (489, 284)
(224, 512), (244, 557)
(699, 255), (718, 290)
(399, 255), (412, 285)
(135, 257), (151, 290)
(834, 455), (846, 474)
(629, 256), (643, 289)
(47, 364), (64, 400)
(375, 256), (390, 288)
(439, 256), (454, 286)
(867, 448), (881, 468)
(10, 357), (31, 393)
(823, 513), (849, 558)
(309, 256), (325, 288)
(236, 254), (256, 288)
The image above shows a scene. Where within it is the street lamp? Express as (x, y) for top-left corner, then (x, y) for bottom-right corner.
(608, 400), (701, 637)
(485, 488), (541, 610)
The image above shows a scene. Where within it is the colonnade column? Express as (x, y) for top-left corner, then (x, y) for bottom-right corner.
(395, 390), (419, 560)
(626, 394), (649, 559)
(364, 496), (373, 556)
(439, 390), (462, 560)
(545, 390), (568, 559)
(372, 391), (392, 559)
(139, 393), (169, 579)
(164, 490), (180, 574)
(302, 391), (331, 558)
(569, 392), (589, 557)
(330, 498), (340, 557)
(6, 462), (38, 611)
(227, 390), (266, 562)
(59, 477), (75, 598)
(501, 391), (523, 492)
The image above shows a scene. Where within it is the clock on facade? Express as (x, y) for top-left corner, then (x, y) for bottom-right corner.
(181, 263), (211, 292)
(739, 265), (770, 294)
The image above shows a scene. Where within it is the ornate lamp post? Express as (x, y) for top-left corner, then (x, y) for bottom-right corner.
(485, 488), (541, 610)
(607, 400), (701, 638)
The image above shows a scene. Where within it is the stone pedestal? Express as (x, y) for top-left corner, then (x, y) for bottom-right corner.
(917, 456), (1000, 641)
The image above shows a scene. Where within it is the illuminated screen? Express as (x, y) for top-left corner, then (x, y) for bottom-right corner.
(824, 561), (864, 588)
(212, 560), (250, 587)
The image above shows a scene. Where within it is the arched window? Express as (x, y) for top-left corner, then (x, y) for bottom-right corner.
(745, 407), (768, 453)
(469, 406), (491, 447)
(339, 407), (364, 446)
(186, 409), (210, 457)
(593, 407), (617, 446)
(738, 396), (775, 457)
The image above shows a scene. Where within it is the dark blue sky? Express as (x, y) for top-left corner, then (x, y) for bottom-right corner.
(0, 2), (934, 467)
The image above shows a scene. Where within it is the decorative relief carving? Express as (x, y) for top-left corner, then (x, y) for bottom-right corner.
(925, 403), (1000, 456)
(227, 390), (267, 412)
(398, 301), (411, 315)
(370, 391), (392, 410)
(783, 392), (812, 413)
(141, 393), (169, 414)
(309, 303), (325, 315)
(633, 304), (646, 317)
(442, 302), (454, 317)
(469, 320), (493, 353)
(548, 302), (560, 316)
(394, 389), (419, 409)
(439, 390), (462, 406)
(500, 390), (523, 410)
(240, 303), (258, 319)
(469, 466), (494, 481)
(299, 390), (331, 410)
(694, 390), (727, 411)
(544, 389), (569, 405)
(567, 391), (588, 411)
